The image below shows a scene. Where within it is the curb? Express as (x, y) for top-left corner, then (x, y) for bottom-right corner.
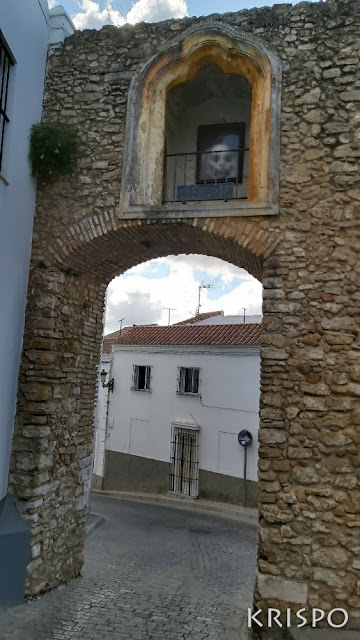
(91, 490), (258, 524)
(86, 512), (105, 536)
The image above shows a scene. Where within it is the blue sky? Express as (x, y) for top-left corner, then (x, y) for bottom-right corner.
(52, 0), (320, 30)
(58, 0), (314, 18)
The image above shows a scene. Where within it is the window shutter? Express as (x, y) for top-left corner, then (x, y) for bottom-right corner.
(132, 365), (139, 390)
(193, 368), (199, 394)
(145, 365), (151, 390)
(177, 367), (185, 394)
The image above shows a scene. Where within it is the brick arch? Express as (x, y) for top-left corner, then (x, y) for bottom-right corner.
(11, 211), (279, 597)
(45, 215), (279, 283)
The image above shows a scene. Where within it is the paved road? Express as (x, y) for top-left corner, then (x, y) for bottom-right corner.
(0, 495), (258, 640)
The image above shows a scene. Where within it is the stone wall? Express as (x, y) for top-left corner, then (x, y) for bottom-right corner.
(9, 0), (360, 627)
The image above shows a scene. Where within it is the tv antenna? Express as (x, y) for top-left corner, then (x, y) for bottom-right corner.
(163, 307), (177, 326)
(195, 283), (214, 316)
(118, 317), (125, 334)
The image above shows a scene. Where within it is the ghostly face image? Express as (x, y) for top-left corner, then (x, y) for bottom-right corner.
(205, 143), (238, 180)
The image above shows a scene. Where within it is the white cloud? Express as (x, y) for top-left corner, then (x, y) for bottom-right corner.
(72, 0), (125, 29)
(72, 0), (187, 30)
(104, 254), (262, 334)
(105, 291), (163, 331)
(48, 0), (57, 8)
(159, 254), (255, 285)
(127, 0), (187, 24)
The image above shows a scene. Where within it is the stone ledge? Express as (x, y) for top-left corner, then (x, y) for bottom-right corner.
(119, 202), (280, 219)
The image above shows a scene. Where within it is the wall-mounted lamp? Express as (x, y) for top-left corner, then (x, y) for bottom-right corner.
(100, 369), (114, 392)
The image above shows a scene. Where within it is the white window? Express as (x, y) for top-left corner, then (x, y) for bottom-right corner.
(131, 365), (151, 391)
(177, 367), (200, 395)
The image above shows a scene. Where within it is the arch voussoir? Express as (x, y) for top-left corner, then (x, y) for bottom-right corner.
(47, 215), (278, 282)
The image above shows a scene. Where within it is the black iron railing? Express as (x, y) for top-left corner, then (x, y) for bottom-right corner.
(0, 31), (16, 172)
(164, 148), (249, 203)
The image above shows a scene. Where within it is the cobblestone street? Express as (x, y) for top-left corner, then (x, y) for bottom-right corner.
(0, 495), (257, 639)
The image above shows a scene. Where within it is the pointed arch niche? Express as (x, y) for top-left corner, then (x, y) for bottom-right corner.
(119, 23), (281, 219)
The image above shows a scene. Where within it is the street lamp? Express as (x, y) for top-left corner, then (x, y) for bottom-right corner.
(100, 369), (114, 392)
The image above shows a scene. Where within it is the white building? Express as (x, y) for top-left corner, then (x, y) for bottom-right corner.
(193, 311), (263, 325)
(0, 1), (74, 606)
(93, 318), (261, 506)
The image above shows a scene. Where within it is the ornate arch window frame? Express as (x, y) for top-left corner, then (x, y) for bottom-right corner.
(119, 23), (282, 219)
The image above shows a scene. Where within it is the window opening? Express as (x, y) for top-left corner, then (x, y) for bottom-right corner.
(164, 64), (251, 203)
(0, 31), (15, 171)
(132, 365), (152, 391)
(177, 367), (200, 395)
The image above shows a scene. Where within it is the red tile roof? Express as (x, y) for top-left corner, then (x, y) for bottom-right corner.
(106, 323), (261, 348)
(174, 310), (224, 325)
(102, 326), (133, 354)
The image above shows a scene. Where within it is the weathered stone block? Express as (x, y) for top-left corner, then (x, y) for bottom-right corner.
(313, 547), (350, 569)
(292, 467), (319, 484)
(259, 430), (287, 445)
(257, 573), (308, 604)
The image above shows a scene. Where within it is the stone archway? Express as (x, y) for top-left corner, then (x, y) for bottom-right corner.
(10, 216), (277, 597)
(9, 1), (360, 628)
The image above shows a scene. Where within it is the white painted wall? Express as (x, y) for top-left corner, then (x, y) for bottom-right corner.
(0, 1), (74, 500)
(93, 357), (111, 479)
(48, 5), (75, 46)
(99, 345), (260, 483)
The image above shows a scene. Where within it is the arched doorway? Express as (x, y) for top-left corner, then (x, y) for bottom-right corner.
(10, 217), (277, 596)
(94, 252), (263, 504)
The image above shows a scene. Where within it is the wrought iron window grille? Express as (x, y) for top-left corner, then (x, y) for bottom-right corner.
(164, 148), (250, 203)
(170, 424), (199, 498)
(131, 364), (152, 391)
(0, 31), (15, 172)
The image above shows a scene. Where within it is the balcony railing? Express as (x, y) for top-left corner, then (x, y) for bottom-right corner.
(163, 148), (249, 203)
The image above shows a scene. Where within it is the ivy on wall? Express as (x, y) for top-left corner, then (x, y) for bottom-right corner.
(29, 123), (78, 183)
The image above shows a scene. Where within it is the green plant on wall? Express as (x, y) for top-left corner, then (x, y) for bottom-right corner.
(29, 122), (78, 183)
